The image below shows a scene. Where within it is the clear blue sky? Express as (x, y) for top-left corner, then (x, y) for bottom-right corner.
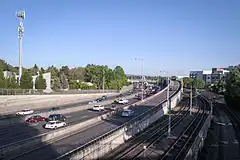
(0, 0), (239, 76)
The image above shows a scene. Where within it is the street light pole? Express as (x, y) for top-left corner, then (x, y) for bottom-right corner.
(190, 85), (193, 116)
(135, 58), (144, 101)
(102, 68), (105, 93)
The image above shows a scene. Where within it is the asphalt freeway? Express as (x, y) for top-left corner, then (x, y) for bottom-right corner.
(0, 90), (141, 127)
(0, 96), (139, 146)
(0, 91), (137, 120)
(13, 86), (178, 160)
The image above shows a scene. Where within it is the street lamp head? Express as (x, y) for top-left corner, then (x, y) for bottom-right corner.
(16, 10), (25, 19)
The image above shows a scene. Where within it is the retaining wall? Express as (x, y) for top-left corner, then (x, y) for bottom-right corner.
(61, 82), (182, 160)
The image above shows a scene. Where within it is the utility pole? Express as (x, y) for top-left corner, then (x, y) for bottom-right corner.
(102, 68), (105, 92)
(195, 88), (198, 107)
(190, 85), (193, 116)
(167, 76), (171, 137)
(16, 10), (25, 84)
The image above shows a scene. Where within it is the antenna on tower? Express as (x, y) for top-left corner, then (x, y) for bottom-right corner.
(16, 10), (25, 83)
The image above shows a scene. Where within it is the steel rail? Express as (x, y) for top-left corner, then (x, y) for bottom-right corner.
(158, 97), (208, 160)
(115, 101), (191, 160)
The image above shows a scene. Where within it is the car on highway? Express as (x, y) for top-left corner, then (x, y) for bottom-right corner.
(16, 109), (34, 116)
(88, 100), (98, 104)
(92, 105), (105, 111)
(121, 109), (134, 117)
(117, 99), (129, 104)
(44, 121), (66, 129)
(45, 114), (66, 122)
(116, 94), (123, 98)
(102, 95), (107, 100)
(109, 104), (117, 111)
(48, 107), (60, 112)
(26, 115), (46, 123)
(96, 98), (103, 102)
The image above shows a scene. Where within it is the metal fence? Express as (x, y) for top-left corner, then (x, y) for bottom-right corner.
(0, 88), (120, 95)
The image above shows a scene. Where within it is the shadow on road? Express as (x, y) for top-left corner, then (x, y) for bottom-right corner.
(0, 114), (59, 160)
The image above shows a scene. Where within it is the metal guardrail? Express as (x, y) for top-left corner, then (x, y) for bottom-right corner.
(0, 88), (120, 95)
(56, 81), (182, 159)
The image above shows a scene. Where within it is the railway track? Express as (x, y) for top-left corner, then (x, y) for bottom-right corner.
(158, 97), (208, 160)
(106, 99), (191, 160)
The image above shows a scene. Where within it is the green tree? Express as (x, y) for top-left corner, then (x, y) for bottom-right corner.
(59, 72), (69, 89)
(69, 81), (79, 89)
(60, 66), (70, 78)
(5, 76), (19, 89)
(225, 67), (240, 108)
(192, 79), (205, 89)
(0, 68), (5, 88)
(211, 79), (225, 94)
(35, 72), (46, 89)
(113, 66), (127, 89)
(32, 64), (39, 76)
(20, 70), (33, 89)
(52, 77), (61, 90)
(68, 67), (85, 81)
(40, 67), (45, 74)
(183, 77), (194, 88)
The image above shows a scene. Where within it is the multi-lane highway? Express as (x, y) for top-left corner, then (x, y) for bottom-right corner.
(0, 93), (140, 146)
(0, 91), (136, 120)
(8, 86), (178, 160)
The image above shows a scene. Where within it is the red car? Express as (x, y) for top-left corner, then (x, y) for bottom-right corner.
(26, 115), (46, 123)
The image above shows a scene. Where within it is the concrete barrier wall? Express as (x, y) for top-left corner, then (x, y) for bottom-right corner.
(64, 83), (182, 160)
(0, 93), (118, 115)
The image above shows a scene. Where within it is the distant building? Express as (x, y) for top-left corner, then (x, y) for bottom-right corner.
(211, 68), (229, 84)
(3, 71), (17, 79)
(202, 70), (212, 85)
(32, 72), (51, 91)
(189, 71), (203, 80)
(2, 71), (51, 91)
(189, 68), (229, 85)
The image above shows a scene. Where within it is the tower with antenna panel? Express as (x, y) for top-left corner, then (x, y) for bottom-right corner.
(16, 10), (25, 83)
